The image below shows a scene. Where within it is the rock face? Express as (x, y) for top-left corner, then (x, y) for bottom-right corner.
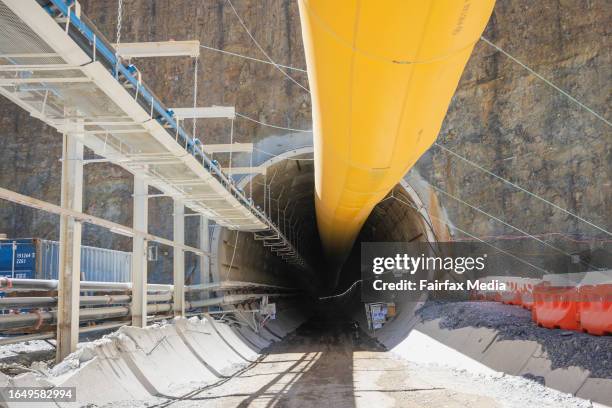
(0, 1), (609, 279)
(416, 0), (611, 271)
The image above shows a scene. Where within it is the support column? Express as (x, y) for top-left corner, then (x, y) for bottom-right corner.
(199, 216), (210, 299)
(131, 176), (148, 327)
(56, 129), (83, 362)
(173, 201), (185, 316)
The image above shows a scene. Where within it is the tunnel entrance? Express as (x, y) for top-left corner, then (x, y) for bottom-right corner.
(211, 149), (444, 339)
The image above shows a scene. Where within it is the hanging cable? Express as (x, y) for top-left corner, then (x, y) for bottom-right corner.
(388, 194), (550, 275)
(434, 143), (611, 236)
(253, 147), (314, 160)
(225, 231), (240, 280)
(114, 0), (123, 79)
(452, 233), (612, 244)
(225, 0), (310, 93)
(320, 192), (550, 300)
(115, 0), (123, 47)
(200, 44), (307, 73)
(249, 148), (253, 199)
(192, 57), (199, 141)
(430, 183), (601, 271)
(235, 112), (310, 132)
(229, 117), (234, 177)
(480, 37), (610, 127)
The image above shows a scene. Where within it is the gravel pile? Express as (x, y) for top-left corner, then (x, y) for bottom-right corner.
(416, 301), (612, 379)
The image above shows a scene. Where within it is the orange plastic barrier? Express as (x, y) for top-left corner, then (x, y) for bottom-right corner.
(579, 284), (612, 335)
(500, 281), (522, 306)
(473, 277), (610, 336)
(532, 285), (581, 331)
(519, 283), (536, 310)
(475, 277), (540, 307)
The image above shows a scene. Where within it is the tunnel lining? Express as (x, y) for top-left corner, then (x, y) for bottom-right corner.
(210, 146), (446, 301)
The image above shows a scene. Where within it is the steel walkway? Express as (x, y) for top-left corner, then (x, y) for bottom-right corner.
(0, 0), (307, 269)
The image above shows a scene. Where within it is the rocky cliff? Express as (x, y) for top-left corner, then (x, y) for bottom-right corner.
(417, 0), (610, 270)
(0, 0), (608, 278)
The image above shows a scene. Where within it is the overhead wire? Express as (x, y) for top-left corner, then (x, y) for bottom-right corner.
(319, 192), (550, 301)
(225, 0), (310, 93)
(114, 0), (123, 79)
(480, 36), (611, 127)
(229, 117), (234, 177)
(192, 57), (199, 141)
(451, 232), (612, 244)
(388, 194), (550, 275)
(429, 183), (601, 270)
(235, 112), (311, 133)
(225, 231), (240, 280)
(194, 4), (608, 268)
(199, 44), (307, 73)
(253, 147), (314, 160)
(433, 143), (611, 236)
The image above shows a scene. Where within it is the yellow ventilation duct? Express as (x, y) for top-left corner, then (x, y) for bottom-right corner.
(298, 0), (495, 277)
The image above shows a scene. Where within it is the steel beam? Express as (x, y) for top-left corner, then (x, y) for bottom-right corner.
(171, 106), (235, 120)
(0, 186), (208, 256)
(199, 216), (210, 300)
(0, 77), (90, 85)
(131, 175), (148, 327)
(0, 64), (79, 71)
(56, 126), (83, 362)
(115, 41), (200, 58)
(173, 201), (185, 316)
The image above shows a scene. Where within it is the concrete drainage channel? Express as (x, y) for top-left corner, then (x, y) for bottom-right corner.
(0, 305), (606, 408)
(0, 305), (309, 406)
(0, 147), (609, 407)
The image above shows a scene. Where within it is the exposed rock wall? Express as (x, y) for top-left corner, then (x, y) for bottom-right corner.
(415, 0), (610, 271)
(0, 1), (608, 279)
(0, 0), (310, 282)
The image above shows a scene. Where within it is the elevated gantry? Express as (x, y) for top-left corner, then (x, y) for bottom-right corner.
(0, 0), (307, 267)
(0, 0), (308, 360)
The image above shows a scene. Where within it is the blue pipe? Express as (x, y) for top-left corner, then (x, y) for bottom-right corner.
(43, 0), (288, 232)
(47, 0), (188, 145)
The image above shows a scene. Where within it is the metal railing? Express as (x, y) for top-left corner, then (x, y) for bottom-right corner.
(44, 0), (309, 270)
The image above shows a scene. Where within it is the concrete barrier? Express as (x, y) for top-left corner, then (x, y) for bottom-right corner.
(0, 309), (308, 407)
(382, 309), (612, 407)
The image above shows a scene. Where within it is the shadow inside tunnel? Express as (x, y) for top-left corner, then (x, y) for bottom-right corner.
(235, 311), (379, 408)
(150, 310), (389, 408)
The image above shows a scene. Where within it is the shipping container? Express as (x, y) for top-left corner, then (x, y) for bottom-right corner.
(0, 238), (131, 282)
(0, 239), (37, 279)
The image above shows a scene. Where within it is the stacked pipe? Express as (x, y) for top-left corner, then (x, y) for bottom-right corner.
(0, 278), (174, 343)
(0, 278), (297, 345)
(184, 281), (297, 310)
(472, 272), (612, 336)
